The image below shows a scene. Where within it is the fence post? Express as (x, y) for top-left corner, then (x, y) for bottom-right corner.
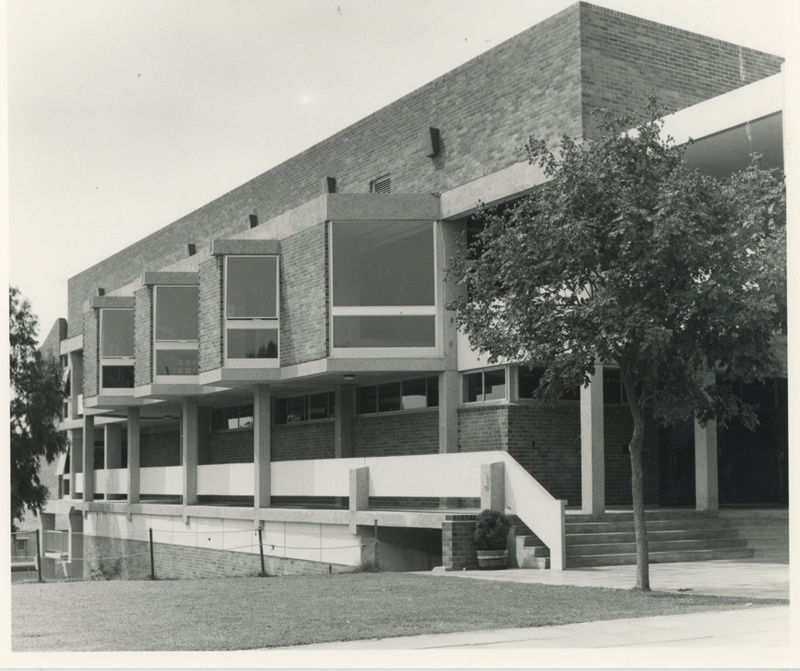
(149, 528), (155, 580)
(36, 530), (42, 583)
(257, 527), (266, 577)
(373, 519), (379, 567)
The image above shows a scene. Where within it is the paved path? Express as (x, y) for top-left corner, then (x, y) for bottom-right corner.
(278, 559), (791, 650)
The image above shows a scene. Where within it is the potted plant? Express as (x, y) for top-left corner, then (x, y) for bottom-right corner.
(474, 509), (511, 570)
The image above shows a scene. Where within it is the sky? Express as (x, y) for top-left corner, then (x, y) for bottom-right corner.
(4, 0), (790, 345)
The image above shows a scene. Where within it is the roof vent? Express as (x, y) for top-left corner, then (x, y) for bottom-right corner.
(423, 127), (440, 158)
(186, 243), (196, 257)
(323, 176), (337, 194)
(370, 174), (391, 194)
(97, 287), (105, 296)
(248, 214), (259, 229)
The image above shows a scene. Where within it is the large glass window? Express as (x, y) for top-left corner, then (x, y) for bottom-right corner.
(463, 368), (506, 403)
(154, 286), (199, 380)
(517, 366), (580, 402)
(225, 256), (279, 366)
(275, 392), (335, 425)
(356, 377), (439, 415)
(330, 221), (437, 354)
(100, 309), (134, 391)
(211, 404), (254, 431)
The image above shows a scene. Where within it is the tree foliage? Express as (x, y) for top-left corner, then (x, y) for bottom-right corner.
(449, 101), (786, 589)
(10, 287), (68, 531)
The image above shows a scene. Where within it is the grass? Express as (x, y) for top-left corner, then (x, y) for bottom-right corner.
(11, 572), (784, 651)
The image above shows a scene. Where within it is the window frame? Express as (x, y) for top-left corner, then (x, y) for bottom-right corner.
(355, 376), (439, 416)
(99, 308), (135, 394)
(224, 254), (280, 368)
(153, 284), (200, 383)
(274, 391), (336, 425)
(462, 367), (508, 404)
(328, 220), (439, 358)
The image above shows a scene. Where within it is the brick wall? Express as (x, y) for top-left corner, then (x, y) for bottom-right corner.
(280, 223), (329, 366)
(442, 514), (478, 570)
(83, 535), (353, 580)
(82, 309), (99, 397)
(272, 422), (335, 461)
(198, 256), (224, 372)
(603, 405), (660, 506)
(458, 405), (508, 453)
(507, 403), (582, 507)
(205, 429), (254, 464)
(578, 4), (783, 136)
(40, 317), (67, 361)
(134, 286), (152, 386)
(352, 410), (439, 457)
(140, 429), (181, 468)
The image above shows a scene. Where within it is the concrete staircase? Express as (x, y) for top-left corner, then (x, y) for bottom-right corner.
(511, 509), (788, 569)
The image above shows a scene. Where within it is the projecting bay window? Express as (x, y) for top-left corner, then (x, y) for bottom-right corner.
(330, 221), (437, 356)
(100, 309), (134, 393)
(154, 285), (199, 382)
(225, 255), (280, 367)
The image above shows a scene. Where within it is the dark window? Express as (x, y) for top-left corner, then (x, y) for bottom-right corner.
(155, 286), (199, 340)
(463, 368), (506, 403)
(275, 392), (336, 425)
(101, 309), (134, 358)
(357, 377), (438, 414)
(102, 365), (134, 389)
(211, 404), (255, 431)
(226, 256), (278, 319)
(227, 329), (278, 359)
(155, 350), (199, 376)
(517, 366), (579, 402)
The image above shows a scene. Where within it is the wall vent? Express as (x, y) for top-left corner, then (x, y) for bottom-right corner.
(248, 214), (259, 229)
(370, 174), (391, 194)
(186, 243), (196, 257)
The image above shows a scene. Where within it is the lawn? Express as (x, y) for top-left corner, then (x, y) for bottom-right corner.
(12, 572), (782, 651)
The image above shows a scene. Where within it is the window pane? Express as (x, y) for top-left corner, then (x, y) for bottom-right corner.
(333, 316), (435, 348)
(328, 391), (336, 418)
(484, 369), (506, 401)
(239, 404), (254, 428)
(402, 378), (427, 410)
(378, 382), (402, 413)
(211, 408), (226, 431)
(309, 393), (330, 420)
(225, 407), (239, 430)
(332, 221), (434, 307)
(463, 372), (482, 403)
(102, 365), (134, 388)
(276, 398), (289, 425)
(156, 286), (198, 341)
(101, 310), (134, 357)
(426, 376), (439, 407)
(358, 385), (378, 414)
(156, 350), (199, 376)
(287, 397), (307, 423)
(519, 367), (544, 400)
(227, 329), (278, 359)
(603, 369), (622, 404)
(226, 256), (278, 318)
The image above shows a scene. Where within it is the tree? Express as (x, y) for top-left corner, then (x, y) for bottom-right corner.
(449, 101), (786, 590)
(10, 287), (68, 532)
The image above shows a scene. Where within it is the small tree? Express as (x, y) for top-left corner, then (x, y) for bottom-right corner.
(10, 287), (68, 531)
(449, 101), (785, 590)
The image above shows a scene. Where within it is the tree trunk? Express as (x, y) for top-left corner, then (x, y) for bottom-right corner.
(620, 363), (650, 591)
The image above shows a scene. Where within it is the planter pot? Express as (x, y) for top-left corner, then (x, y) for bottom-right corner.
(476, 549), (508, 570)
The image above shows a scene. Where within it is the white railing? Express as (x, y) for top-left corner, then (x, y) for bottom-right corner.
(140, 466), (182, 496)
(198, 464), (254, 496)
(94, 468), (128, 495)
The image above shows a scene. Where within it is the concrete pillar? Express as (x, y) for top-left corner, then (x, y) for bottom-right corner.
(105, 424), (123, 469)
(580, 364), (605, 514)
(127, 407), (140, 504)
(69, 428), (83, 500)
(67, 507), (84, 579)
(181, 398), (199, 507)
(480, 462), (505, 511)
(39, 513), (57, 580)
(335, 385), (355, 459)
(254, 385), (271, 509)
(68, 351), (83, 419)
(438, 371), (459, 454)
(349, 467), (369, 533)
(695, 372), (719, 511)
(82, 415), (95, 503)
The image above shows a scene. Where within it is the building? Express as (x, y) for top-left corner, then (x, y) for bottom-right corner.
(39, 2), (787, 579)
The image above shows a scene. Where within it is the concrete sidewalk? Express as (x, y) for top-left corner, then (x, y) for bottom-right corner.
(284, 605), (790, 649)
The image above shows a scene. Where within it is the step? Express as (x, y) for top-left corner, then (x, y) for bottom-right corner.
(567, 538), (748, 557)
(565, 528), (739, 545)
(566, 547), (754, 568)
(565, 517), (725, 534)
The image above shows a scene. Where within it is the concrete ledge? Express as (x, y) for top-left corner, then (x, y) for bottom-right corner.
(326, 193), (440, 221)
(88, 295), (135, 309)
(211, 239), (280, 256)
(141, 271), (199, 286)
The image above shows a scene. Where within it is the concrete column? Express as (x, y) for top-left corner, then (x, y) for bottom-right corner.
(67, 507), (84, 579)
(580, 364), (605, 514)
(70, 428), (83, 500)
(127, 407), (140, 505)
(68, 351), (83, 419)
(695, 372), (719, 511)
(105, 424), (123, 469)
(480, 462), (505, 511)
(39, 513), (57, 579)
(82, 415), (95, 503)
(349, 467), (369, 533)
(254, 385), (271, 509)
(181, 398), (199, 507)
(438, 371), (459, 454)
(335, 385), (354, 459)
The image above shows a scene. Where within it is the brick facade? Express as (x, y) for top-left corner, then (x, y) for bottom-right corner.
(204, 429), (253, 464)
(441, 514), (478, 571)
(272, 422), (335, 461)
(458, 405), (509, 453)
(40, 317), (67, 361)
(134, 285), (152, 386)
(352, 411), (439, 458)
(198, 256), (224, 372)
(140, 429), (181, 468)
(82, 309), (99, 397)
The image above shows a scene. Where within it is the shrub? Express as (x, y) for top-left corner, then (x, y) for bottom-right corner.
(474, 509), (511, 551)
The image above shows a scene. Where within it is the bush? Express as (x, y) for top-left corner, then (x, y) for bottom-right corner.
(474, 509), (511, 551)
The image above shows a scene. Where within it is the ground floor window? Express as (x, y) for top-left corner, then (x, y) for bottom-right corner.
(357, 376), (439, 415)
(462, 368), (505, 403)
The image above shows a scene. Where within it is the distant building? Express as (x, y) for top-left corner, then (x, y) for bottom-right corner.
(40, 2), (786, 579)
